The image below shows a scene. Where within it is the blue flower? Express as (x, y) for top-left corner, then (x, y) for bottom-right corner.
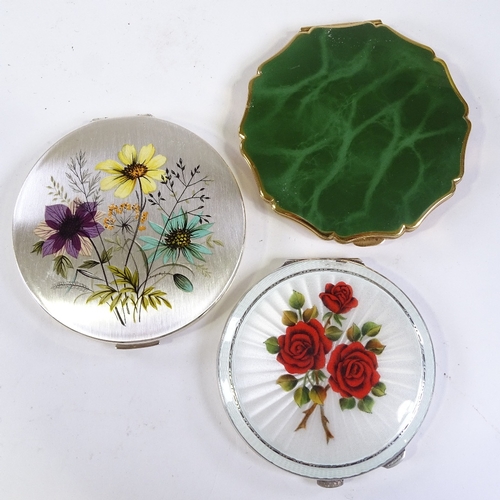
(140, 208), (213, 265)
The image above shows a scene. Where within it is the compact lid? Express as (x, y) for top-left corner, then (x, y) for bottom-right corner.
(13, 116), (245, 345)
(218, 259), (435, 484)
(240, 21), (470, 245)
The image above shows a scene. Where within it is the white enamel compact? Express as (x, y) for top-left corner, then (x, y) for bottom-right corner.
(218, 259), (435, 486)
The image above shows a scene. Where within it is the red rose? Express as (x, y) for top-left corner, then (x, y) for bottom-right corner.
(277, 319), (333, 374)
(327, 342), (380, 399)
(319, 282), (358, 314)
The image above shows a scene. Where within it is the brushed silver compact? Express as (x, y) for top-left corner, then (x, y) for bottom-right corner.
(14, 116), (245, 346)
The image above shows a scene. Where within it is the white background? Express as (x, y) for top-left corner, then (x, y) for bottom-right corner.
(1, 1), (498, 499)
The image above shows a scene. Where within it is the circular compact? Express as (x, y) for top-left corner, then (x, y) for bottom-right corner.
(13, 116), (245, 346)
(218, 259), (435, 485)
(240, 21), (470, 245)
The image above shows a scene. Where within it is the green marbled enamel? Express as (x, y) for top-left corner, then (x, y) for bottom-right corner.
(241, 23), (469, 239)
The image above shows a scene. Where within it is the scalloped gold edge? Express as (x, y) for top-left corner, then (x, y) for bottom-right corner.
(239, 20), (471, 246)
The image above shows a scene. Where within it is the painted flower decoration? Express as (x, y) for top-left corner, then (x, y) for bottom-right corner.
(34, 201), (104, 258)
(277, 319), (332, 374)
(96, 144), (166, 198)
(327, 342), (381, 399)
(140, 208), (213, 264)
(31, 149), (221, 327)
(265, 286), (387, 443)
(103, 203), (148, 234)
(320, 282), (358, 314)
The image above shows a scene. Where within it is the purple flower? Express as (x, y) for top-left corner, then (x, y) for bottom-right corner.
(40, 202), (104, 258)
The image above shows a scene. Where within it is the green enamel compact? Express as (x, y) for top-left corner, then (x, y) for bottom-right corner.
(240, 21), (470, 245)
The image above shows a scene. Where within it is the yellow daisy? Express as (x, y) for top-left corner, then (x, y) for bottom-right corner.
(96, 144), (167, 198)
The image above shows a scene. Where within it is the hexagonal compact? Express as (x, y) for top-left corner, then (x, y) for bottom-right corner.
(13, 116), (245, 347)
(240, 21), (470, 245)
(218, 259), (435, 486)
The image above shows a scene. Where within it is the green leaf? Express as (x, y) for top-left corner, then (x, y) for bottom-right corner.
(322, 311), (333, 323)
(365, 338), (386, 355)
(358, 395), (375, 413)
(310, 385), (327, 405)
(173, 273), (193, 292)
(314, 370), (328, 381)
(325, 325), (342, 341)
(136, 244), (150, 270)
(142, 288), (172, 310)
(123, 266), (139, 288)
(109, 292), (122, 312)
(77, 269), (102, 280)
(346, 323), (361, 342)
(293, 386), (310, 407)
(108, 265), (139, 290)
(339, 397), (356, 410)
(100, 248), (113, 264)
(79, 260), (100, 269)
(371, 382), (387, 397)
(31, 241), (44, 255)
(264, 337), (280, 354)
(53, 255), (73, 279)
(281, 310), (298, 326)
(302, 305), (318, 323)
(276, 374), (298, 391)
(289, 290), (305, 310)
(86, 285), (117, 305)
(362, 321), (382, 337)
(333, 313), (346, 326)
(108, 265), (123, 278)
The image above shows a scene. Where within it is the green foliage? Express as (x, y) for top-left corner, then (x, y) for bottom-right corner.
(357, 395), (375, 414)
(53, 255), (73, 279)
(322, 311), (333, 323)
(276, 374), (298, 391)
(310, 385), (327, 405)
(206, 235), (224, 249)
(362, 321), (381, 337)
(346, 323), (361, 342)
(79, 260), (100, 269)
(100, 248), (113, 264)
(86, 264), (171, 319)
(325, 325), (342, 341)
(281, 310), (298, 326)
(333, 313), (346, 326)
(303, 305), (318, 322)
(264, 336), (280, 354)
(31, 241), (44, 255)
(173, 274), (193, 292)
(109, 265), (139, 289)
(339, 397), (356, 411)
(289, 290), (305, 310)
(372, 382), (387, 397)
(47, 176), (70, 203)
(365, 338), (386, 355)
(294, 386), (310, 407)
(140, 288), (172, 311)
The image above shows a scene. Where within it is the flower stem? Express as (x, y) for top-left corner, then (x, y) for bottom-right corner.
(320, 405), (334, 443)
(295, 403), (317, 431)
(124, 188), (145, 269)
(140, 170), (197, 295)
